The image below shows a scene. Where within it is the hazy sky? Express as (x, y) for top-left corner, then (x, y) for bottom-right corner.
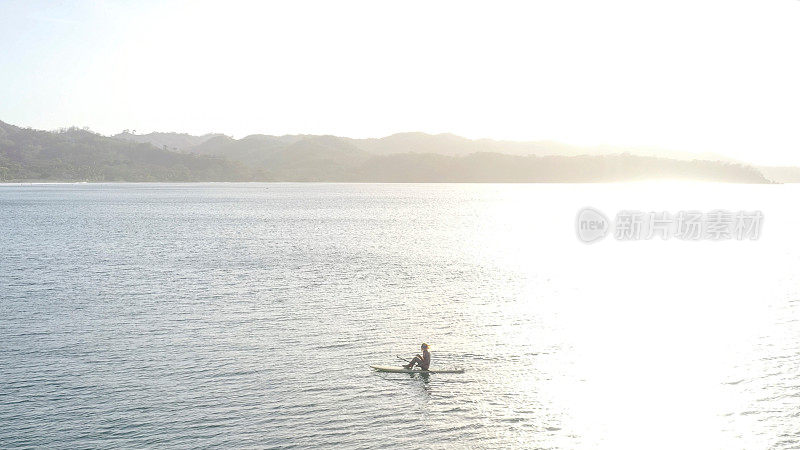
(1, 0), (799, 165)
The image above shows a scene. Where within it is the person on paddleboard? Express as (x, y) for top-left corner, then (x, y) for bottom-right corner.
(403, 343), (430, 370)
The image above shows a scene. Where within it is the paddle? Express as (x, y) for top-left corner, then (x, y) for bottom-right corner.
(396, 355), (411, 364)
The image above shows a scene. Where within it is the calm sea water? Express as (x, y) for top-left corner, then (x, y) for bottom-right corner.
(1, 183), (799, 448)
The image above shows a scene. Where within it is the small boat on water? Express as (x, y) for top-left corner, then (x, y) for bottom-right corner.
(370, 365), (465, 374)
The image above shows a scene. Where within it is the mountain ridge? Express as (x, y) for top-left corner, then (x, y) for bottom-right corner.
(0, 119), (786, 183)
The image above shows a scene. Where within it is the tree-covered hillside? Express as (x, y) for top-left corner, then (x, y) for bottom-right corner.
(0, 122), (252, 181)
(0, 120), (776, 183)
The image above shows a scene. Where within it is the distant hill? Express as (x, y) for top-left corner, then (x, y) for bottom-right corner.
(354, 132), (736, 161)
(114, 130), (737, 161)
(0, 119), (783, 183)
(0, 121), (251, 181)
(113, 131), (224, 152)
(351, 152), (769, 183)
(174, 131), (770, 183)
(185, 134), (371, 180)
(356, 132), (512, 156)
(759, 166), (800, 183)
(354, 132), (590, 157)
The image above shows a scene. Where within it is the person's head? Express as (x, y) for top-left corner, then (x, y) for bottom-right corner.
(421, 343), (428, 351)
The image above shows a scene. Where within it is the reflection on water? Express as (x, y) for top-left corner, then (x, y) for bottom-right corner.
(0, 182), (798, 448)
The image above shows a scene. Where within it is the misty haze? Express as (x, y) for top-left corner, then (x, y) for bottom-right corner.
(2, 1), (800, 449)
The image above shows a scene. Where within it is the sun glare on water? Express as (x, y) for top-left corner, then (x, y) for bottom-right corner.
(468, 183), (783, 448)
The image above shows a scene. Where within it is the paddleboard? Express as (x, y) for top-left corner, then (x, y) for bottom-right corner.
(370, 365), (465, 374)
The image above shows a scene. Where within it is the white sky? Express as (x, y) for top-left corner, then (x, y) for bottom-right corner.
(1, 0), (799, 165)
